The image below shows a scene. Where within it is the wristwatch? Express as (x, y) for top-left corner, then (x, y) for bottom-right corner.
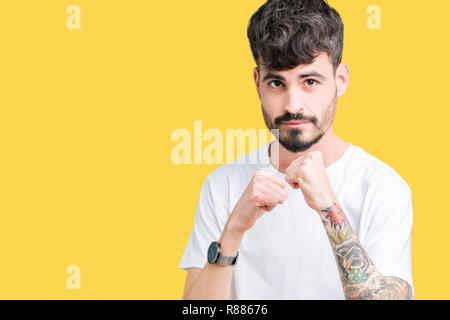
(207, 241), (239, 266)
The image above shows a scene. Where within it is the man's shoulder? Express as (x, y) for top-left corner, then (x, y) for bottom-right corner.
(350, 144), (411, 194)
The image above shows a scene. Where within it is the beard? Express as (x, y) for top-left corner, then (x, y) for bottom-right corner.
(261, 93), (337, 153)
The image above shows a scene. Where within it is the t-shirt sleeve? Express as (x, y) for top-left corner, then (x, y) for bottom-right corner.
(179, 174), (227, 271)
(362, 183), (414, 299)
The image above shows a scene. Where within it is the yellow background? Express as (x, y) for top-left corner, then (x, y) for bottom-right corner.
(0, 0), (447, 299)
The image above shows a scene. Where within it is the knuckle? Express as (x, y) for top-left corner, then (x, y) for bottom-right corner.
(254, 170), (263, 176)
(252, 174), (262, 183)
(250, 191), (260, 202)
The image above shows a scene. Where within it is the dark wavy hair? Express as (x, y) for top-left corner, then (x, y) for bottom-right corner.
(247, 0), (344, 75)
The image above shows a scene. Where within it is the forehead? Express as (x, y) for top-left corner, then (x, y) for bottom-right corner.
(259, 52), (333, 79)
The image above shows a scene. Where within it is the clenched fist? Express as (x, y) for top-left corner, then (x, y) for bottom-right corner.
(285, 150), (337, 212)
(229, 170), (288, 233)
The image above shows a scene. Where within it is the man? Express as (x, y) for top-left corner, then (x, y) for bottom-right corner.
(179, 0), (413, 300)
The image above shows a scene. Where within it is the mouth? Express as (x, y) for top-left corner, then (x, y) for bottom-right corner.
(281, 120), (311, 128)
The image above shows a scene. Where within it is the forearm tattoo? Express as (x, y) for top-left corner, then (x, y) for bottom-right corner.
(319, 202), (409, 300)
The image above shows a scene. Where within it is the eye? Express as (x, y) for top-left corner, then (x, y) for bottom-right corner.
(269, 80), (284, 88)
(305, 79), (318, 88)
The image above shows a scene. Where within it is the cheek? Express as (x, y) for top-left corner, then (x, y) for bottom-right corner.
(261, 96), (283, 116)
(313, 90), (335, 115)
(261, 90), (279, 106)
(313, 87), (332, 107)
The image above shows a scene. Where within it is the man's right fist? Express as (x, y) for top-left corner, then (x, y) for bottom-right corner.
(229, 170), (288, 233)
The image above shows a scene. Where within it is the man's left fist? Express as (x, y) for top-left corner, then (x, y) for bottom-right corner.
(285, 150), (337, 212)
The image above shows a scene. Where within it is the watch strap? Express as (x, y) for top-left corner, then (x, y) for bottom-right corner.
(216, 252), (238, 266)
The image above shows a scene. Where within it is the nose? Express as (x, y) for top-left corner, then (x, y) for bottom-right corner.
(284, 87), (305, 115)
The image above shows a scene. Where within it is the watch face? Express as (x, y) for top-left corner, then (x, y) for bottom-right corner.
(207, 242), (219, 264)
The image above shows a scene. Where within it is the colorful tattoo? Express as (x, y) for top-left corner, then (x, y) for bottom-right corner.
(320, 202), (346, 231)
(318, 201), (409, 300)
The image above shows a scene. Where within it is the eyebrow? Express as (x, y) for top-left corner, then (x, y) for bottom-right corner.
(262, 71), (326, 82)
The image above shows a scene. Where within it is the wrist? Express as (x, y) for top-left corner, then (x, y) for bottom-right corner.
(219, 216), (246, 256)
(316, 200), (347, 230)
(315, 196), (339, 216)
(226, 212), (249, 235)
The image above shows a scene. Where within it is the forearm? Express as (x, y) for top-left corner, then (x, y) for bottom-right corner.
(183, 218), (245, 300)
(183, 263), (235, 300)
(318, 200), (408, 300)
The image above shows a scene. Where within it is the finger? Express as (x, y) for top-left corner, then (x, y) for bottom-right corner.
(253, 184), (280, 207)
(260, 203), (276, 213)
(257, 183), (287, 205)
(287, 180), (300, 190)
(264, 180), (289, 201)
(251, 183), (279, 207)
(256, 173), (288, 198)
(284, 165), (301, 184)
(285, 171), (300, 184)
(257, 170), (287, 189)
(265, 174), (288, 189)
(285, 174), (303, 189)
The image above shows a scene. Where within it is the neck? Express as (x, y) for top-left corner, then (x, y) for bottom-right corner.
(269, 127), (349, 174)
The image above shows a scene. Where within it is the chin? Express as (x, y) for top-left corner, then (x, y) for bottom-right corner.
(279, 133), (324, 153)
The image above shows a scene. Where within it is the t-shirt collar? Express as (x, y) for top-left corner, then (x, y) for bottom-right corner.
(261, 141), (354, 176)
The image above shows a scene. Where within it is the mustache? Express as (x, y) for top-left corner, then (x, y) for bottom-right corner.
(274, 113), (317, 126)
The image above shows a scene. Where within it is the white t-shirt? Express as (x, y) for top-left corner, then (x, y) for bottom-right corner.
(179, 141), (414, 299)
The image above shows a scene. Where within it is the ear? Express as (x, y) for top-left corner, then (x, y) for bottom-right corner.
(253, 67), (261, 99)
(334, 62), (350, 98)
